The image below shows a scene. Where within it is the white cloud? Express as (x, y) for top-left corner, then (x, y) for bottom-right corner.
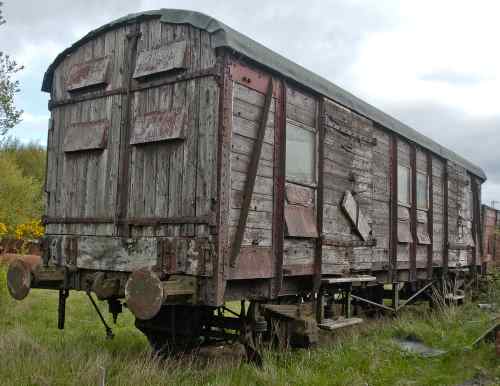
(21, 112), (50, 124)
(347, 0), (500, 116)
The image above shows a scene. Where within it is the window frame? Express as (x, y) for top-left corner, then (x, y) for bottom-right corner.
(397, 164), (411, 207)
(416, 170), (429, 210)
(285, 119), (317, 187)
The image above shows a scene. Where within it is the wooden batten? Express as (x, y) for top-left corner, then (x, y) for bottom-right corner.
(426, 153), (434, 278)
(410, 144), (417, 282)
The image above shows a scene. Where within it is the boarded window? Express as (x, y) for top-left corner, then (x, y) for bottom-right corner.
(417, 172), (428, 209)
(130, 108), (187, 145)
(286, 184), (314, 207)
(133, 41), (187, 79)
(66, 57), (110, 92)
(286, 122), (315, 185)
(398, 220), (413, 243)
(63, 120), (109, 152)
(397, 206), (412, 243)
(284, 204), (318, 238)
(398, 165), (411, 206)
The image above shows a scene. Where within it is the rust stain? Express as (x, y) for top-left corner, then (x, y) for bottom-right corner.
(66, 57), (110, 91)
(130, 107), (187, 144)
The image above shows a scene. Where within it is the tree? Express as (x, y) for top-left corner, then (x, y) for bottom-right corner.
(0, 2), (23, 137)
(0, 153), (42, 231)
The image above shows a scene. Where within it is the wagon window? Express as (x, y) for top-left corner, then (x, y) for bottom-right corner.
(286, 122), (315, 185)
(398, 165), (411, 206)
(416, 172), (429, 209)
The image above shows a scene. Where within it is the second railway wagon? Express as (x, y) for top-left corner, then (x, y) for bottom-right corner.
(7, 9), (486, 352)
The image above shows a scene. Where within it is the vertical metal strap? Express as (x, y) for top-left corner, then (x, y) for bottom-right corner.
(427, 152), (434, 279)
(410, 144), (417, 281)
(214, 53), (233, 305)
(389, 134), (398, 281)
(471, 175), (481, 274)
(229, 77), (274, 268)
(116, 23), (141, 237)
(313, 98), (325, 322)
(443, 160), (449, 277)
(272, 80), (286, 298)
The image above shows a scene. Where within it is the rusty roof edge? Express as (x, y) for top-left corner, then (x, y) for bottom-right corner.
(41, 9), (486, 180)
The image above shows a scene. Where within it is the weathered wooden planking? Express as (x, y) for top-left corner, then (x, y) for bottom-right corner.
(231, 134), (274, 161)
(66, 56), (111, 92)
(286, 86), (316, 127)
(322, 245), (351, 274)
(231, 171), (274, 196)
(229, 81), (275, 249)
(321, 96), (375, 273)
(77, 236), (157, 271)
(283, 239), (316, 266)
(231, 190), (273, 212)
(130, 107), (187, 144)
(133, 40), (188, 79)
(229, 246), (273, 279)
(232, 115), (274, 144)
(181, 78), (199, 236)
(196, 77), (219, 236)
(63, 119), (109, 152)
(228, 226), (272, 247)
(46, 19), (218, 241)
(233, 97), (276, 124)
(230, 209), (273, 230)
(231, 153), (273, 178)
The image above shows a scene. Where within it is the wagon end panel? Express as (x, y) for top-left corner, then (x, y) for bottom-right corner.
(42, 17), (222, 305)
(45, 22), (133, 237)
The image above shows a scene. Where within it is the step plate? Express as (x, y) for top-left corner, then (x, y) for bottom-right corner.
(319, 317), (363, 331)
(322, 275), (377, 284)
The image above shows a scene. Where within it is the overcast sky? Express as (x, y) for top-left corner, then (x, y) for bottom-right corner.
(2, 0), (499, 204)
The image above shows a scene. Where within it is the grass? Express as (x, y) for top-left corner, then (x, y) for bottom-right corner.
(0, 265), (499, 386)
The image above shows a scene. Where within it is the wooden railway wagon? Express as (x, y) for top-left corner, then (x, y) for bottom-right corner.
(6, 9), (486, 352)
(482, 205), (500, 268)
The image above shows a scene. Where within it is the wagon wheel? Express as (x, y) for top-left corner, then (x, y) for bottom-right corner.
(268, 316), (291, 350)
(142, 329), (169, 355)
(137, 325), (200, 356)
(239, 301), (264, 366)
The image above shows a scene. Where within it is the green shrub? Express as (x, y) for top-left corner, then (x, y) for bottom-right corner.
(0, 153), (43, 235)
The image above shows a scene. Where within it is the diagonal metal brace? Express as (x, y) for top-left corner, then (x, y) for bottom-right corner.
(350, 294), (396, 313)
(396, 280), (435, 311)
(86, 290), (114, 339)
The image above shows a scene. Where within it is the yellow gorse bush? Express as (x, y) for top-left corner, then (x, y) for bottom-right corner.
(0, 222), (8, 238)
(14, 220), (45, 240)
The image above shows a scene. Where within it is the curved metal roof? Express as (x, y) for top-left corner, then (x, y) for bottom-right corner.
(42, 9), (486, 180)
